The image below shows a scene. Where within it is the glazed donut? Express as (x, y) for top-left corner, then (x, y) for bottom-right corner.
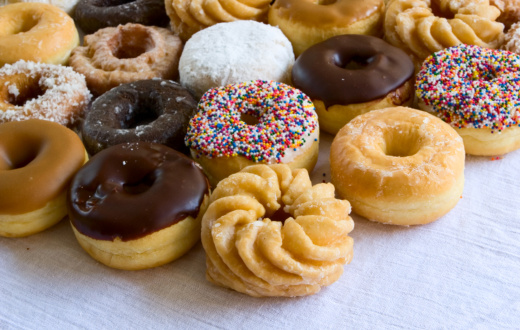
(165, 0), (271, 41)
(179, 21), (294, 99)
(0, 2), (79, 66)
(69, 23), (183, 96)
(416, 44), (520, 156)
(185, 80), (319, 186)
(330, 107), (465, 226)
(268, 0), (385, 57)
(384, 0), (504, 66)
(68, 142), (210, 270)
(0, 0), (80, 15)
(74, 0), (169, 34)
(0, 60), (92, 127)
(490, 0), (520, 29)
(292, 35), (415, 135)
(202, 164), (354, 297)
(81, 79), (198, 155)
(0, 119), (87, 237)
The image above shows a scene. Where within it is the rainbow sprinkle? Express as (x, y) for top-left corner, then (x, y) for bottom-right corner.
(415, 44), (520, 132)
(185, 80), (318, 163)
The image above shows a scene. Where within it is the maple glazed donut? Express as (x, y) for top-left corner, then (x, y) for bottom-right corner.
(292, 35), (415, 135)
(268, 0), (385, 56)
(81, 79), (198, 155)
(0, 119), (87, 237)
(202, 164), (354, 297)
(0, 60), (92, 127)
(69, 23), (183, 96)
(330, 107), (465, 226)
(416, 44), (520, 156)
(74, 0), (169, 34)
(68, 142), (210, 270)
(0, 2), (79, 66)
(185, 80), (319, 187)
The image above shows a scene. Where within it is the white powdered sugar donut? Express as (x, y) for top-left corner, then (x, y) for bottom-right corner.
(179, 21), (295, 99)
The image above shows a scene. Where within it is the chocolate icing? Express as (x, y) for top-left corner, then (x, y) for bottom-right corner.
(68, 142), (209, 241)
(81, 79), (197, 155)
(292, 35), (415, 107)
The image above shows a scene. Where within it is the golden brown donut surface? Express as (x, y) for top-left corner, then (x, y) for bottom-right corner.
(0, 119), (86, 215)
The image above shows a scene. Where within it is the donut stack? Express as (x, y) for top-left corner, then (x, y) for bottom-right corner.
(1, 0), (519, 298)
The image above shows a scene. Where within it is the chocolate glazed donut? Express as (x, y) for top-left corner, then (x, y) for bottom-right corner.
(292, 34), (415, 108)
(81, 79), (197, 155)
(74, 0), (169, 34)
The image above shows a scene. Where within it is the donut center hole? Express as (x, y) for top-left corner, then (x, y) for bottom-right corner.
(343, 56), (375, 70)
(122, 109), (160, 128)
(241, 113), (260, 126)
(268, 206), (292, 224)
(430, 1), (455, 19)
(7, 145), (39, 170)
(12, 17), (38, 34)
(92, 0), (136, 7)
(471, 69), (495, 81)
(6, 79), (46, 107)
(314, 0), (337, 5)
(383, 127), (422, 157)
(109, 27), (154, 59)
(123, 173), (155, 194)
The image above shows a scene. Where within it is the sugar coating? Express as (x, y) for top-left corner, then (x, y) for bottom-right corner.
(415, 44), (520, 132)
(185, 80), (318, 163)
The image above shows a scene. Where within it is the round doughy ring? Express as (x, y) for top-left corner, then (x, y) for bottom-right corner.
(292, 34), (415, 135)
(0, 119), (87, 237)
(74, 0), (169, 34)
(69, 23), (183, 96)
(81, 79), (198, 155)
(0, 60), (92, 127)
(416, 44), (520, 156)
(68, 142), (210, 270)
(185, 80), (320, 186)
(0, 0), (80, 15)
(0, 2), (79, 66)
(330, 107), (465, 226)
(202, 164), (354, 297)
(268, 0), (385, 56)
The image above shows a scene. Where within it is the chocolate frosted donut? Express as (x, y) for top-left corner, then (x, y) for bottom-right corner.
(74, 0), (169, 34)
(291, 34), (415, 134)
(67, 142), (210, 269)
(81, 79), (197, 155)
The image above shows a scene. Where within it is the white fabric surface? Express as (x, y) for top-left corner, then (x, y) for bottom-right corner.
(1, 132), (519, 329)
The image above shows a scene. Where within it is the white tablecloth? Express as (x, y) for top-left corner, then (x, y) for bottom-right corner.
(1, 132), (519, 329)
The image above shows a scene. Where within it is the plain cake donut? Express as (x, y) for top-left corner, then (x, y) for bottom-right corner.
(330, 107), (465, 226)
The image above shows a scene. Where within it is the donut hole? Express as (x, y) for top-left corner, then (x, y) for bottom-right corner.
(118, 94), (162, 129)
(240, 113), (260, 126)
(430, 1), (455, 19)
(471, 68), (496, 81)
(314, 0), (337, 5)
(91, 0), (136, 7)
(7, 78), (46, 107)
(122, 110), (160, 129)
(123, 173), (155, 194)
(109, 26), (155, 59)
(342, 56), (376, 70)
(382, 127), (422, 157)
(7, 144), (39, 170)
(267, 205), (292, 224)
(11, 17), (39, 34)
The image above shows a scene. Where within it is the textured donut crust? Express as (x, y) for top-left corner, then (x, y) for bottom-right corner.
(0, 0), (80, 15)
(71, 196), (209, 270)
(0, 61), (91, 127)
(201, 164), (354, 297)
(179, 21), (294, 99)
(0, 2), (79, 66)
(165, 0), (271, 41)
(330, 107), (465, 226)
(503, 22), (520, 54)
(490, 0), (520, 28)
(384, 0), (504, 65)
(314, 79), (414, 135)
(69, 23), (183, 96)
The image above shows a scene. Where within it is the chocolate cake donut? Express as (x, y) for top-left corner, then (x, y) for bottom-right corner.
(81, 79), (197, 155)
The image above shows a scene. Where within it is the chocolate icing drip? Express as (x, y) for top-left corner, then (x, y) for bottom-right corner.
(292, 35), (415, 107)
(68, 142), (209, 241)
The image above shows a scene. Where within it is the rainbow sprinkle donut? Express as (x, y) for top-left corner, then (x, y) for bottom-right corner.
(185, 80), (319, 185)
(416, 44), (520, 156)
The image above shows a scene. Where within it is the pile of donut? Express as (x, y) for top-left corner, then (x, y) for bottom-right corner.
(1, 0), (519, 297)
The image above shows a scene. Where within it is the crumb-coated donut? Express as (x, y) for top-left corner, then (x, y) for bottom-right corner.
(74, 0), (169, 34)
(68, 142), (210, 270)
(179, 21), (294, 99)
(292, 35), (415, 135)
(330, 107), (465, 226)
(416, 44), (520, 156)
(503, 22), (520, 54)
(0, 2), (79, 66)
(0, 0), (80, 15)
(202, 164), (354, 297)
(0, 60), (92, 127)
(268, 0), (385, 56)
(0, 119), (87, 237)
(69, 23), (183, 96)
(490, 0), (520, 29)
(81, 79), (198, 155)
(185, 80), (319, 186)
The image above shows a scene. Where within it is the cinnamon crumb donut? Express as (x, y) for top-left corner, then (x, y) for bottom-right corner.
(202, 164), (354, 297)
(69, 23), (182, 96)
(0, 60), (91, 127)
